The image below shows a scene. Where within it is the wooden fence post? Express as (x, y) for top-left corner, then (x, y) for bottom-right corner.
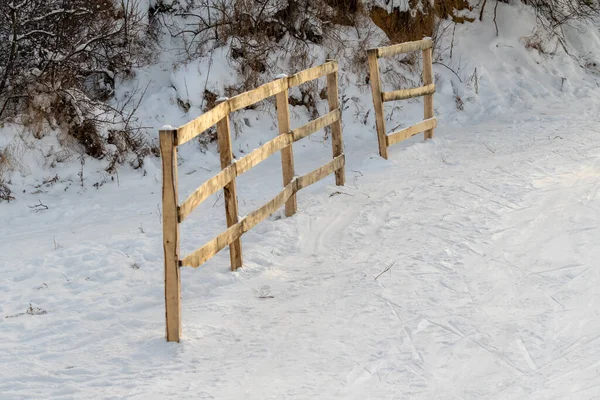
(160, 129), (181, 342)
(422, 45), (434, 140)
(275, 75), (297, 217)
(216, 99), (243, 271)
(367, 49), (388, 159)
(326, 60), (345, 186)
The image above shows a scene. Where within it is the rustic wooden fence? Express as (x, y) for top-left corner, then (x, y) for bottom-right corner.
(367, 38), (437, 159)
(160, 60), (345, 342)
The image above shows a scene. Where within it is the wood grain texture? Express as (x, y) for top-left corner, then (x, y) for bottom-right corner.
(243, 182), (296, 233)
(326, 66), (345, 186)
(422, 47), (435, 139)
(376, 37), (433, 58)
(216, 107), (243, 271)
(180, 181), (296, 268)
(235, 133), (293, 175)
(176, 101), (229, 146)
(160, 129), (181, 342)
(291, 108), (341, 142)
(275, 88), (297, 217)
(367, 50), (388, 159)
(287, 61), (338, 87)
(180, 223), (243, 268)
(386, 118), (438, 146)
(381, 84), (435, 102)
(228, 78), (288, 113)
(297, 154), (345, 190)
(177, 165), (236, 222)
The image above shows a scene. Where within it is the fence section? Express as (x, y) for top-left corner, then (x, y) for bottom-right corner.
(367, 38), (437, 159)
(160, 61), (345, 342)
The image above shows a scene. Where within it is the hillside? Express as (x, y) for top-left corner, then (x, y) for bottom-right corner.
(1, 0), (600, 197)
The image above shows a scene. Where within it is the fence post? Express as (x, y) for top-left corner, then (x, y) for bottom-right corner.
(216, 98), (243, 271)
(160, 128), (181, 342)
(422, 44), (434, 139)
(326, 60), (345, 186)
(275, 75), (297, 217)
(367, 49), (388, 159)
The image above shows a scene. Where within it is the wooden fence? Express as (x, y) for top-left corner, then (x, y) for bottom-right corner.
(159, 61), (345, 342)
(367, 38), (437, 159)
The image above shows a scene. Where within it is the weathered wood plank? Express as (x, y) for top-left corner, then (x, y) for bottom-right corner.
(287, 61), (338, 88)
(386, 117), (438, 146)
(228, 78), (288, 112)
(160, 129), (181, 342)
(177, 165), (236, 222)
(242, 182), (296, 233)
(422, 47), (435, 139)
(235, 133), (293, 175)
(180, 181), (297, 268)
(375, 37), (433, 58)
(297, 154), (345, 190)
(367, 49), (388, 159)
(176, 101), (229, 146)
(180, 223), (243, 268)
(216, 103), (243, 271)
(381, 84), (436, 102)
(326, 65), (345, 186)
(275, 86), (297, 217)
(291, 108), (341, 142)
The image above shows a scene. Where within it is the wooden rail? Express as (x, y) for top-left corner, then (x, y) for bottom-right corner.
(159, 61), (345, 342)
(367, 38), (437, 159)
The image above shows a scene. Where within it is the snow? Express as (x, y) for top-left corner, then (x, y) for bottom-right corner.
(4, 1), (600, 398)
(4, 106), (600, 398)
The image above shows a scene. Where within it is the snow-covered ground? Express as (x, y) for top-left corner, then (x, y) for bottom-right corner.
(4, 1), (600, 398)
(3, 101), (600, 398)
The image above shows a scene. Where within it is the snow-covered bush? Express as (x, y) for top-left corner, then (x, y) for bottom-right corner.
(0, 0), (151, 163)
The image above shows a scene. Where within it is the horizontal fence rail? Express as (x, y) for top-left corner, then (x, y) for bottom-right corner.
(160, 60), (345, 342)
(367, 38), (437, 159)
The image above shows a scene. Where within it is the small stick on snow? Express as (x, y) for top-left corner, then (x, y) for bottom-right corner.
(483, 142), (496, 154)
(28, 200), (49, 212)
(374, 261), (396, 280)
(329, 191), (353, 198)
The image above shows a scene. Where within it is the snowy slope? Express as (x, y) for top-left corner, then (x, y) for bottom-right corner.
(3, 103), (600, 399)
(4, 1), (600, 399)
(4, 2), (600, 193)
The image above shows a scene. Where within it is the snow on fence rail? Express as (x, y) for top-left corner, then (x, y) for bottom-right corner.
(159, 60), (345, 342)
(367, 38), (437, 159)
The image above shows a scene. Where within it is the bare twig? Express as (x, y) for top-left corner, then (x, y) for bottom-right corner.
(480, 0), (488, 21)
(28, 200), (49, 212)
(256, 286), (275, 299)
(483, 142), (496, 154)
(494, 0), (500, 36)
(329, 191), (354, 198)
(374, 261), (396, 280)
(433, 61), (463, 83)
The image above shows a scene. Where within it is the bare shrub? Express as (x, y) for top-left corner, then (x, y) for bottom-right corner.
(527, 0), (600, 42)
(523, 29), (547, 54)
(0, 0), (152, 166)
(0, 182), (14, 202)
